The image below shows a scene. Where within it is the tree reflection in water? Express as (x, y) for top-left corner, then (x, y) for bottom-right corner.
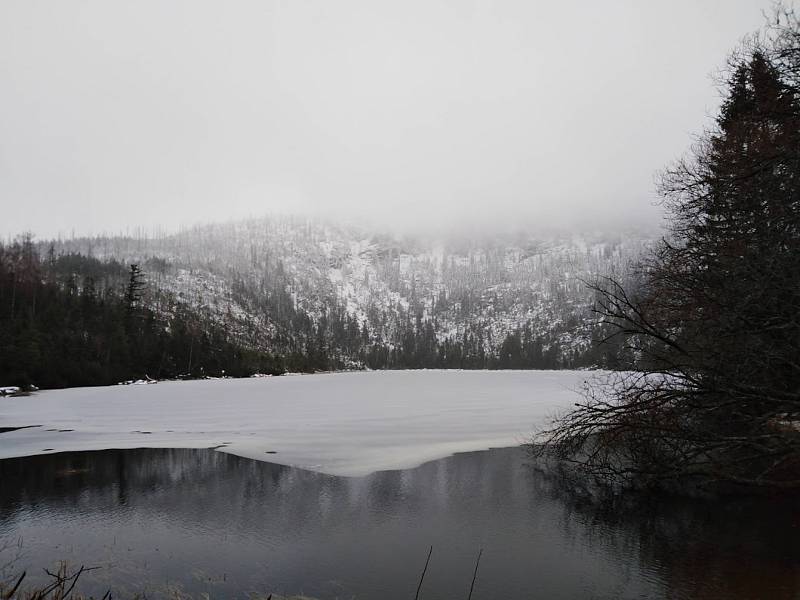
(0, 447), (798, 599)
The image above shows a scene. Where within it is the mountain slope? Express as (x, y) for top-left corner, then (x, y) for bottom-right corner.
(43, 216), (655, 371)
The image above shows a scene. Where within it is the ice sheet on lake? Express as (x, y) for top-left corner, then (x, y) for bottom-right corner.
(0, 370), (591, 476)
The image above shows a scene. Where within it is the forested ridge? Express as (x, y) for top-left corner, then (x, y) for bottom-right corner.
(0, 224), (644, 388)
(0, 237), (284, 388)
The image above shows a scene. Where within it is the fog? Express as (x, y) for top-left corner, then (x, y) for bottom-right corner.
(0, 0), (783, 239)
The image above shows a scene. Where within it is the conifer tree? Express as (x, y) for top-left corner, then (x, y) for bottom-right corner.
(542, 11), (800, 490)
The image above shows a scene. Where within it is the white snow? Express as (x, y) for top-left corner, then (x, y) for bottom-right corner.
(0, 370), (592, 477)
(47, 218), (656, 364)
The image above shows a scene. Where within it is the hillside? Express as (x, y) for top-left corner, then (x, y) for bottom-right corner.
(42, 216), (655, 372)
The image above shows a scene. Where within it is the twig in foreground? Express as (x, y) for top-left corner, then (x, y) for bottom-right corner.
(467, 549), (482, 600)
(414, 545), (433, 600)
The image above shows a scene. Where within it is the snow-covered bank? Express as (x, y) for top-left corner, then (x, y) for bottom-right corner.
(0, 370), (591, 476)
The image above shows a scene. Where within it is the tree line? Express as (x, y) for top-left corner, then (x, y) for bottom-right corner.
(0, 235), (622, 389)
(0, 236), (284, 388)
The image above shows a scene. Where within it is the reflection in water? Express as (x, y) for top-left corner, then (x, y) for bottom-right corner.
(0, 447), (798, 599)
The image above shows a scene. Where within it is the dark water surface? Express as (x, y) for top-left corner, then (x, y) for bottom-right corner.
(1, 447), (798, 599)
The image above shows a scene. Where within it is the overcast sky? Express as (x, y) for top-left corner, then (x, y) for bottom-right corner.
(0, 0), (788, 239)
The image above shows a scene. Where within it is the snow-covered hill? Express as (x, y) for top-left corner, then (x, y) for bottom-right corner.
(46, 216), (656, 369)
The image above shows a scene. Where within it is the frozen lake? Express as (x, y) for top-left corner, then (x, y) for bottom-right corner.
(3, 371), (799, 599)
(0, 370), (592, 476)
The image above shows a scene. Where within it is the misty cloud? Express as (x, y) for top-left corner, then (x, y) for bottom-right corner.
(0, 0), (781, 238)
